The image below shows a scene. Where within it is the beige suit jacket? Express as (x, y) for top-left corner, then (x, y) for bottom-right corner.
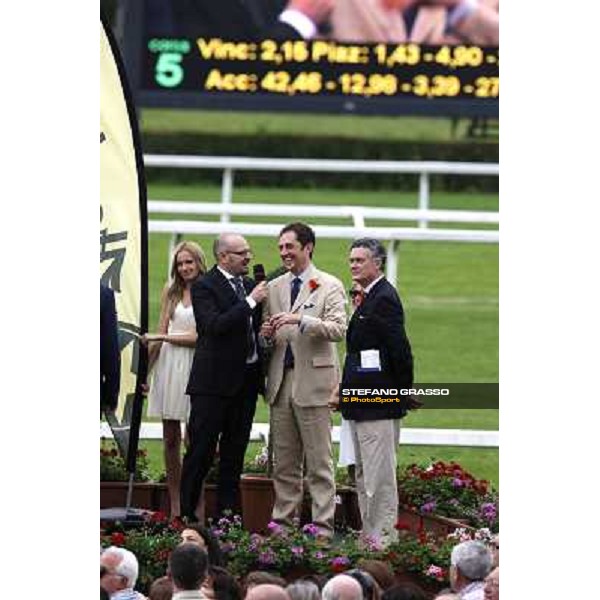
(331, 0), (498, 46)
(331, 0), (446, 43)
(263, 264), (347, 407)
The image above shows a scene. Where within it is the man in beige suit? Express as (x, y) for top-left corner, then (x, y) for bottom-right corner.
(261, 222), (347, 537)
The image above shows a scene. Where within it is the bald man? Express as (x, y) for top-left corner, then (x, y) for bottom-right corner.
(246, 584), (290, 600)
(181, 233), (268, 521)
(322, 575), (363, 600)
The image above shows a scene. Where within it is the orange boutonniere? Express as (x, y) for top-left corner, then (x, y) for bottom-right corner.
(308, 278), (319, 292)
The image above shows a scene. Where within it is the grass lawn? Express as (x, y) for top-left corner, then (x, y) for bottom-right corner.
(147, 182), (498, 212)
(141, 109), (497, 143)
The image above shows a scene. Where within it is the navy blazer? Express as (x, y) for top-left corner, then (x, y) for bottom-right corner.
(100, 284), (121, 411)
(186, 266), (263, 397)
(340, 278), (413, 421)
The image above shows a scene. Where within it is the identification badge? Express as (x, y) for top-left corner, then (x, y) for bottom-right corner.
(358, 349), (382, 372)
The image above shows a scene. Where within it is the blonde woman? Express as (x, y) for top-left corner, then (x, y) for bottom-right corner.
(144, 241), (207, 519)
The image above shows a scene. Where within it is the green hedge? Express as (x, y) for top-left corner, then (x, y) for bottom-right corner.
(141, 132), (498, 192)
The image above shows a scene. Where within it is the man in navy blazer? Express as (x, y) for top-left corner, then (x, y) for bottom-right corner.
(180, 233), (268, 521)
(100, 283), (121, 412)
(339, 238), (415, 545)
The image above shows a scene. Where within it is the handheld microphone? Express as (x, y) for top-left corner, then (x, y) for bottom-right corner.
(253, 263), (266, 283)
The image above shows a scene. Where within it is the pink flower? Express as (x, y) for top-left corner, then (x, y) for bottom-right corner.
(302, 523), (320, 536)
(258, 550), (276, 565)
(267, 521), (284, 535)
(363, 535), (383, 552)
(330, 557), (350, 573)
(425, 565), (445, 580)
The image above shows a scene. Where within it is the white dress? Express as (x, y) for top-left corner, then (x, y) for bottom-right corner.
(147, 302), (195, 421)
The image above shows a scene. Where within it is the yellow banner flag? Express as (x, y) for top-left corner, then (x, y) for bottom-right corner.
(100, 18), (148, 469)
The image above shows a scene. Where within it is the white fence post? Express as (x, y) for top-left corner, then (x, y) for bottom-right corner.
(418, 171), (430, 229)
(386, 240), (398, 287)
(350, 208), (365, 228)
(167, 233), (183, 278)
(221, 168), (234, 223)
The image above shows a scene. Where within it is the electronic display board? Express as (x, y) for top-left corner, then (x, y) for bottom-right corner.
(120, 1), (499, 117)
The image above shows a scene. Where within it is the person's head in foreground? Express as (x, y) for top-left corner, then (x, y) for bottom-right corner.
(245, 583), (291, 600)
(356, 559), (396, 592)
(169, 543), (209, 593)
(449, 540), (493, 594)
(149, 575), (174, 600)
(244, 571), (287, 595)
(346, 569), (380, 600)
(205, 565), (243, 600)
(100, 546), (139, 596)
(381, 582), (428, 600)
(180, 523), (225, 566)
(483, 567), (499, 600)
(286, 579), (321, 600)
(322, 574), (364, 600)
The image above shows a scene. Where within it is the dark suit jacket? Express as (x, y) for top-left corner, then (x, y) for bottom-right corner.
(100, 284), (121, 411)
(340, 278), (413, 421)
(186, 266), (263, 396)
(162, 0), (301, 39)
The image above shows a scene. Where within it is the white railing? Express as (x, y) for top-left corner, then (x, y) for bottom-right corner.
(148, 200), (499, 228)
(144, 154), (499, 229)
(100, 422), (499, 448)
(148, 216), (498, 287)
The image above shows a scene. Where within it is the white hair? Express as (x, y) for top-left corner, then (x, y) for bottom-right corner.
(102, 546), (139, 589)
(286, 580), (321, 600)
(322, 575), (363, 600)
(450, 540), (492, 581)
